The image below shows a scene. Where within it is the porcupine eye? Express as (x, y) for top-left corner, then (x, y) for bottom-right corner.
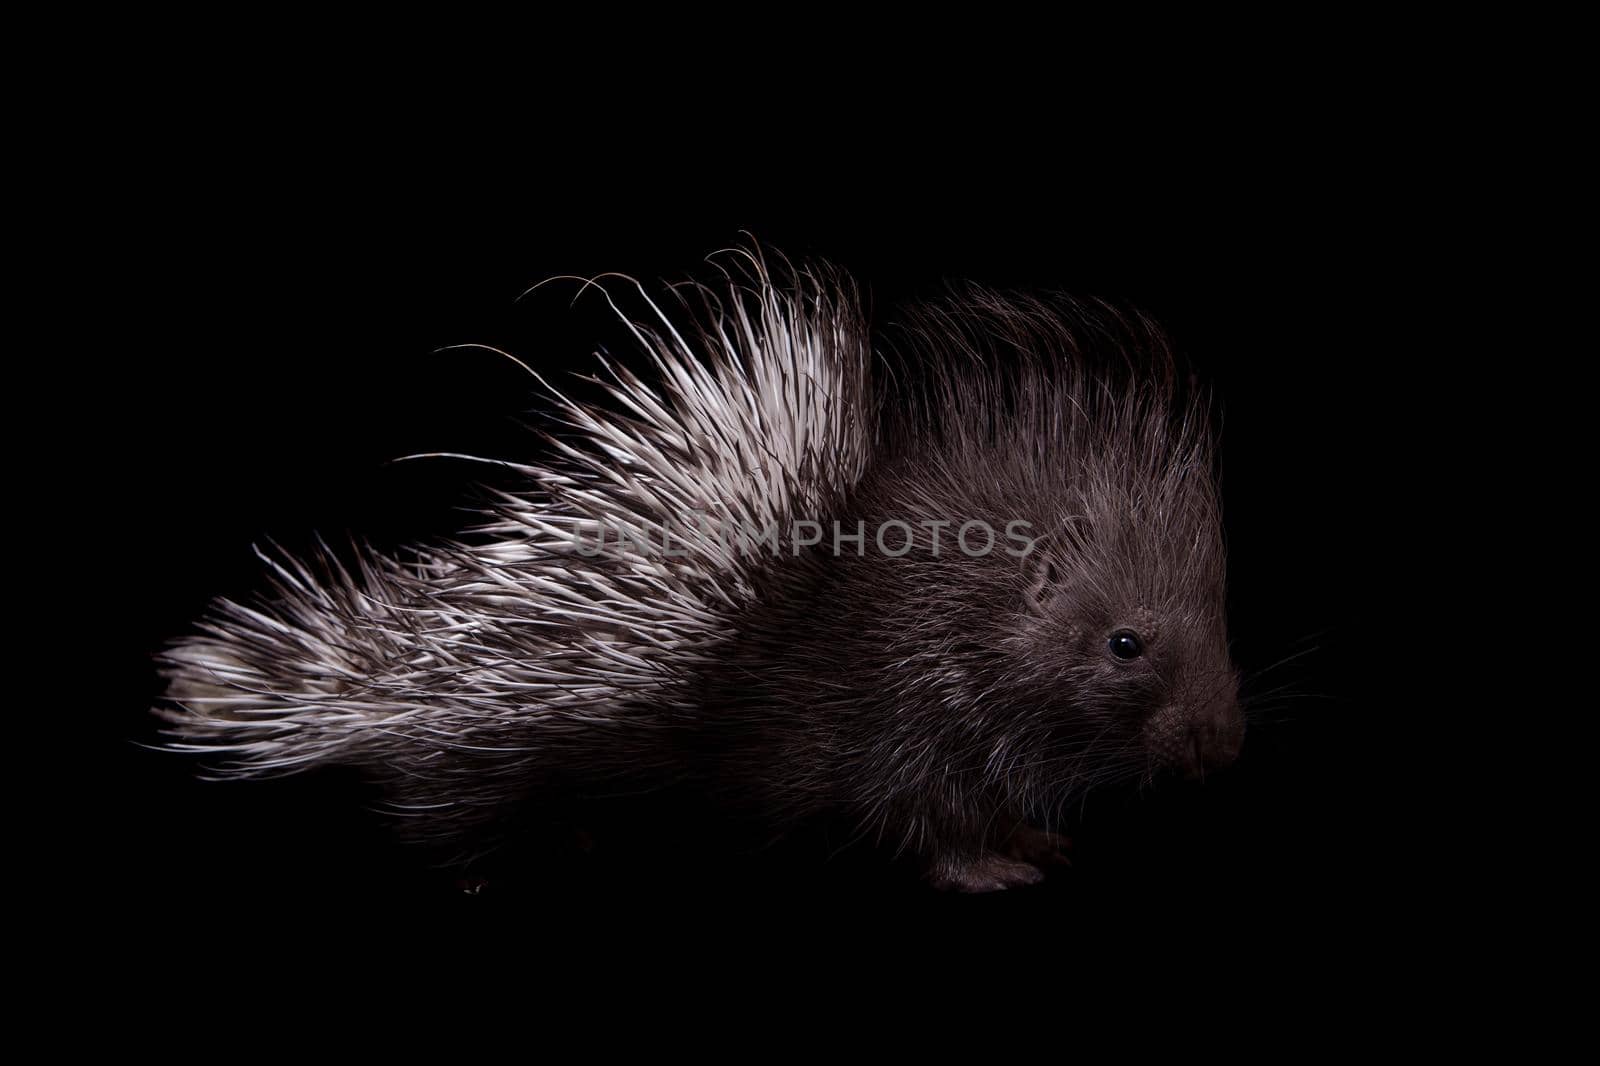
(1108, 631), (1143, 661)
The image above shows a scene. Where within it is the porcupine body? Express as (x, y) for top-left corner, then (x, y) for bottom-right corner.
(158, 249), (1243, 892)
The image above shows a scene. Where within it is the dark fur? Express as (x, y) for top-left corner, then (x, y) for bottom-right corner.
(681, 291), (1241, 887)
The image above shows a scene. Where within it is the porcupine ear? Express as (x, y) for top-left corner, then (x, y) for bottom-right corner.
(1024, 554), (1062, 615)
(1022, 516), (1092, 616)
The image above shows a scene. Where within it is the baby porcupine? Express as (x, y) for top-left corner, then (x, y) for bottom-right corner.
(157, 247), (1242, 892)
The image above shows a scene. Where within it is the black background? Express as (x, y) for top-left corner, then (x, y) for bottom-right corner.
(77, 134), (1423, 947)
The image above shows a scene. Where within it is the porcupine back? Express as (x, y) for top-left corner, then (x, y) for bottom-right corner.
(158, 251), (1224, 865)
(156, 251), (875, 847)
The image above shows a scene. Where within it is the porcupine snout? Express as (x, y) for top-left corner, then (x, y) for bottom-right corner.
(1144, 682), (1245, 780)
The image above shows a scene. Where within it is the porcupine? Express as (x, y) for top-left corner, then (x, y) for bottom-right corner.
(156, 247), (1244, 892)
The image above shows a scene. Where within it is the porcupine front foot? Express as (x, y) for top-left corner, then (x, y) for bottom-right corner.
(1000, 824), (1073, 869)
(924, 826), (1072, 893)
(927, 853), (1048, 893)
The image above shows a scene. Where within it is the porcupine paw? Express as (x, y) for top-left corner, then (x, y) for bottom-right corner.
(1000, 825), (1073, 868)
(927, 854), (1047, 893)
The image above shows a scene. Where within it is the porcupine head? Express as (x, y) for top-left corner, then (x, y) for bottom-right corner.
(155, 250), (1243, 892)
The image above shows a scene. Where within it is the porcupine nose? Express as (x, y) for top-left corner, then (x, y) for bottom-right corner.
(1184, 703), (1245, 780)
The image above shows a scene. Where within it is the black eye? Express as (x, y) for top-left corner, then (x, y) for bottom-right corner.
(1108, 631), (1143, 661)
